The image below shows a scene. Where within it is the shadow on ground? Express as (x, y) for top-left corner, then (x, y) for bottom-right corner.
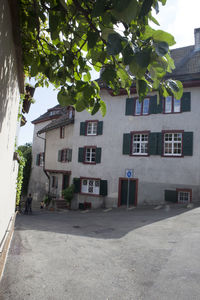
(15, 205), (199, 240)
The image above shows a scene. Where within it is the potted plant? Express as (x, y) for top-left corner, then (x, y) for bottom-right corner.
(62, 184), (75, 208)
(43, 194), (52, 208)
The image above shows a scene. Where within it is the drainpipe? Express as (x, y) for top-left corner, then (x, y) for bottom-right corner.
(37, 132), (50, 194)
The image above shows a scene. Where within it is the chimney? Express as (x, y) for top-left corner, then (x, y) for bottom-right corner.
(194, 28), (200, 51)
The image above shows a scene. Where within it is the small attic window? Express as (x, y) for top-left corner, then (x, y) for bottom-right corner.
(49, 110), (60, 116)
(67, 106), (74, 119)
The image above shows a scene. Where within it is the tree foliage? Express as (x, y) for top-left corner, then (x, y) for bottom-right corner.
(18, 143), (32, 196)
(19, 0), (182, 115)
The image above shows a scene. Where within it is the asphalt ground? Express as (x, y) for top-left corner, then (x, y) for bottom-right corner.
(1, 205), (200, 300)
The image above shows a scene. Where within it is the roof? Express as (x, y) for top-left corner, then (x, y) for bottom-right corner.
(32, 105), (64, 124)
(37, 112), (74, 134)
(167, 45), (200, 81)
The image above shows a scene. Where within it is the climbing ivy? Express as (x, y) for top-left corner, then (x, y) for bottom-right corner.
(16, 149), (26, 206)
(19, 0), (182, 115)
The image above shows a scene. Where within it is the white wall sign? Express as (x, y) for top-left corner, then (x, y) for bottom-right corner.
(125, 169), (134, 178)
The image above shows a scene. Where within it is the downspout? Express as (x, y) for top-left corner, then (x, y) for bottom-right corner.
(37, 132), (50, 194)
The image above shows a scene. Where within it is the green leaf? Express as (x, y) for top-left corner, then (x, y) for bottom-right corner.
(112, 0), (138, 23)
(129, 58), (146, 78)
(76, 99), (86, 112)
(154, 41), (169, 56)
(153, 30), (176, 46)
(91, 102), (100, 115)
(101, 67), (117, 84)
(107, 33), (123, 55)
(83, 72), (91, 82)
(136, 79), (149, 101)
(87, 31), (99, 49)
(122, 44), (134, 64)
(166, 80), (183, 99)
(100, 100), (106, 117)
(135, 48), (152, 68)
(139, 0), (153, 18)
(92, 0), (107, 17)
(57, 89), (75, 106)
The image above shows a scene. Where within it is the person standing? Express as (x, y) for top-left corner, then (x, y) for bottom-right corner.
(25, 193), (32, 214)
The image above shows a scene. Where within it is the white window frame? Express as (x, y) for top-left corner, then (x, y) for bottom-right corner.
(164, 96), (181, 113)
(81, 178), (100, 195)
(132, 133), (149, 156)
(86, 121), (98, 136)
(85, 147), (96, 163)
(164, 132), (182, 156)
(135, 98), (149, 116)
(178, 191), (191, 204)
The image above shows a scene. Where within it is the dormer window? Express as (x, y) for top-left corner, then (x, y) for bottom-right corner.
(67, 106), (74, 119)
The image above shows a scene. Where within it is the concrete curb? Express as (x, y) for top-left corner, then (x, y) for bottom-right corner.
(0, 212), (17, 281)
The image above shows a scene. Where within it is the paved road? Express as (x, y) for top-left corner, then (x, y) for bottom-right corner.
(1, 206), (200, 300)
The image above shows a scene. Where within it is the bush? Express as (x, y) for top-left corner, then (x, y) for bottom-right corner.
(43, 194), (52, 206)
(62, 184), (75, 204)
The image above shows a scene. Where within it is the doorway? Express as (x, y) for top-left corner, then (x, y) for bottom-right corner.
(62, 174), (70, 190)
(118, 178), (138, 206)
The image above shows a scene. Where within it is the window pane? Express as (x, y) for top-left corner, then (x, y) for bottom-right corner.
(143, 98), (149, 115)
(87, 122), (97, 135)
(165, 96), (172, 113)
(174, 98), (181, 112)
(132, 134), (148, 155)
(135, 99), (141, 115)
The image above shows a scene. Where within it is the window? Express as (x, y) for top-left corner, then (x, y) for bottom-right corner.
(58, 149), (72, 162)
(81, 178), (100, 195)
(87, 121), (98, 135)
(60, 126), (65, 138)
(132, 133), (149, 155)
(135, 98), (149, 115)
(49, 110), (60, 116)
(67, 107), (74, 119)
(36, 153), (44, 166)
(164, 96), (181, 113)
(164, 132), (182, 156)
(178, 191), (191, 204)
(85, 147), (96, 163)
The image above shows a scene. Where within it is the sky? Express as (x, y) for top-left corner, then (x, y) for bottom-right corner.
(18, 0), (200, 145)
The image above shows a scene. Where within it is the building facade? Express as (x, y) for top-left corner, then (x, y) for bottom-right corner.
(0, 0), (24, 253)
(33, 29), (200, 208)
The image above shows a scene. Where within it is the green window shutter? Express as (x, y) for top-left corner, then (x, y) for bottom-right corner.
(67, 149), (72, 161)
(80, 122), (86, 135)
(97, 121), (103, 135)
(100, 180), (108, 196)
(36, 154), (40, 165)
(73, 178), (81, 193)
(149, 95), (157, 114)
(123, 133), (131, 155)
(149, 133), (157, 155)
(58, 150), (62, 162)
(125, 98), (134, 115)
(149, 133), (163, 155)
(157, 133), (163, 155)
(78, 148), (84, 162)
(165, 190), (177, 203)
(181, 92), (191, 112)
(182, 132), (193, 156)
(157, 97), (163, 113)
(96, 148), (101, 163)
